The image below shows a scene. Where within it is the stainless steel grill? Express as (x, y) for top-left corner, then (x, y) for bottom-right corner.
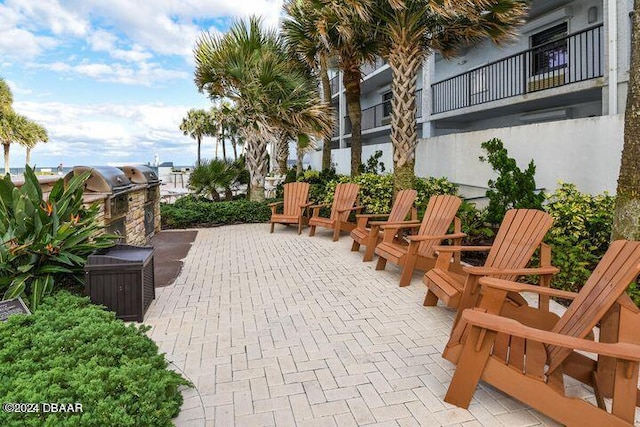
(65, 166), (134, 234)
(120, 165), (161, 237)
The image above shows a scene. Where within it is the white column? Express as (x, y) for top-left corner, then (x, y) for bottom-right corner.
(338, 70), (346, 148)
(607, 0), (618, 115)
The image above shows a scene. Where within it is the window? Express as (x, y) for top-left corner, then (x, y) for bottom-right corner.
(382, 91), (392, 117)
(531, 22), (568, 75)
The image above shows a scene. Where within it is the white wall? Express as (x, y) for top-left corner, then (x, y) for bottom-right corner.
(415, 114), (623, 194)
(308, 142), (395, 175)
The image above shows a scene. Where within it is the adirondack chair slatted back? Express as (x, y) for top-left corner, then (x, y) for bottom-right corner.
(546, 240), (640, 373)
(387, 189), (418, 223)
(416, 195), (462, 256)
(283, 182), (310, 216)
(484, 209), (553, 281)
(330, 183), (360, 222)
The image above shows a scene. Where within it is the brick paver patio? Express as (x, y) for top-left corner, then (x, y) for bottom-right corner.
(144, 224), (635, 427)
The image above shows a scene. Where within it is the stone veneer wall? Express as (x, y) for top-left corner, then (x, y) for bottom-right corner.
(125, 185), (147, 246)
(13, 175), (160, 246)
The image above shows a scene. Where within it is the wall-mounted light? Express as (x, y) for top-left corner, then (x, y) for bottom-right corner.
(588, 6), (598, 24)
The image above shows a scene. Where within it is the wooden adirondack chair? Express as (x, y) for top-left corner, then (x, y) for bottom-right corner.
(423, 209), (556, 320)
(268, 182), (313, 234)
(350, 189), (418, 262)
(374, 195), (464, 287)
(444, 240), (640, 427)
(308, 183), (362, 241)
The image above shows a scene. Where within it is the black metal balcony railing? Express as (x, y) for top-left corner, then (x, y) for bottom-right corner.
(343, 89), (422, 135)
(431, 24), (603, 115)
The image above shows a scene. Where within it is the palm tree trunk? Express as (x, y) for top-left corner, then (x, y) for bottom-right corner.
(246, 136), (268, 202)
(343, 66), (362, 176)
(232, 137), (238, 160)
(320, 63), (333, 170)
(296, 149), (304, 175)
(388, 26), (423, 193)
(214, 136), (219, 159)
(26, 146), (31, 166)
(3, 143), (9, 175)
(276, 134), (289, 175)
(221, 127), (227, 160)
(196, 136), (202, 167)
(612, 0), (640, 240)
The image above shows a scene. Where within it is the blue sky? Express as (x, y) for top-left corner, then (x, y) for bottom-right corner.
(0, 0), (283, 168)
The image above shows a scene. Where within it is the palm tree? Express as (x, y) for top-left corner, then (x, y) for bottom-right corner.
(0, 111), (27, 175)
(179, 108), (211, 166)
(22, 120), (48, 166)
(0, 78), (12, 110)
(282, 0), (334, 171)
(372, 0), (528, 191)
(309, 0), (378, 176)
(613, 0), (640, 240)
(194, 16), (332, 202)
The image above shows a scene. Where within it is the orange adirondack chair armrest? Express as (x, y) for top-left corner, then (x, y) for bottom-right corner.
(356, 213), (388, 228)
(406, 232), (467, 242)
(478, 276), (578, 300)
(461, 309), (640, 362)
(433, 245), (493, 253)
(463, 265), (560, 277)
(268, 201), (284, 207)
(377, 220), (422, 229)
(337, 205), (365, 213)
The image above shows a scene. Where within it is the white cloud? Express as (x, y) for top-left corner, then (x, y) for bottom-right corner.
(13, 100), (201, 166)
(36, 61), (188, 85)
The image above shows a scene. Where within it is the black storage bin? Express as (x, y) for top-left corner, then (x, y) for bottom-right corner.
(84, 244), (155, 322)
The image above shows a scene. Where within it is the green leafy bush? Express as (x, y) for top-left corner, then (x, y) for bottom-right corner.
(414, 177), (460, 212)
(161, 196), (271, 228)
(0, 291), (190, 427)
(0, 166), (116, 310)
(297, 167), (342, 204)
(360, 150), (386, 174)
(188, 157), (247, 201)
(544, 183), (616, 295)
(480, 138), (544, 224)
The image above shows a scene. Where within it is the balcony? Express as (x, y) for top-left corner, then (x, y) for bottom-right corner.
(343, 89), (422, 135)
(329, 57), (389, 96)
(431, 24), (603, 115)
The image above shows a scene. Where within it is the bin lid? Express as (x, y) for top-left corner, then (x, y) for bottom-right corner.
(87, 247), (153, 264)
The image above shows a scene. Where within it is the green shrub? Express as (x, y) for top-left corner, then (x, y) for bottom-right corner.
(0, 166), (116, 310)
(297, 167), (342, 204)
(0, 291), (191, 427)
(480, 138), (544, 224)
(414, 177), (460, 212)
(161, 196), (271, 228)
(188, 158), (246, 201)
(544, 183), (616, 295)
(360, 150), (386, 174)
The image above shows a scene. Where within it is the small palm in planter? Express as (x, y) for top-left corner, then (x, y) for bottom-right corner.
(0, 165), (116, 310)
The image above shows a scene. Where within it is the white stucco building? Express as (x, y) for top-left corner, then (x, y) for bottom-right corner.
(308, 0), (633, 196)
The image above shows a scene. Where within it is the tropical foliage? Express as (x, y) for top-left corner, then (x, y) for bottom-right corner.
(0, 166), (116, 310)
(0, 78), (48, 175)
(194, 17), (332, 202)
(480, 138), (544, 224)
(0, 291), (190, 427)
(179, 108), (211, 167)
(188, 157), (248, 201)
(370, 0), (528, 191)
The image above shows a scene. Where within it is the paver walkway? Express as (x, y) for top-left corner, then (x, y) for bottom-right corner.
(144, 224), (636, 427)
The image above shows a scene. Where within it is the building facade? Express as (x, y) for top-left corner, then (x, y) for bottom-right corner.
(308, 0), (633, 196)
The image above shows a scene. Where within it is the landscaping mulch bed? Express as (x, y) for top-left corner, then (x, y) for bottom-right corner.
(149, 230), (198, 287)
